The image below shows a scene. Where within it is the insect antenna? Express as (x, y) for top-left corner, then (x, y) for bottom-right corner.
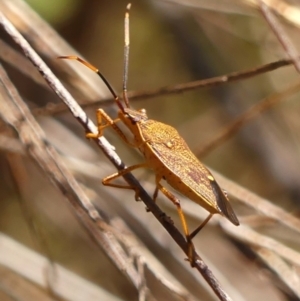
(58, 3), (131, 114)
(58, 55), (126, 113)
(123, 3), (131, 108)
(58, 4), (132, 113)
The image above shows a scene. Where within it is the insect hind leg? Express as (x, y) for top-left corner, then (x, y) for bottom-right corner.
(156, 181), (196, 265)
(189, 213), (213, 240)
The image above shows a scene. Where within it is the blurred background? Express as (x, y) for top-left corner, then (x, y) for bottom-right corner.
(0, 0), (300, 300)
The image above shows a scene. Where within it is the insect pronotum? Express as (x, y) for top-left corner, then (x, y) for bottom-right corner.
(59, 3), (239, 263)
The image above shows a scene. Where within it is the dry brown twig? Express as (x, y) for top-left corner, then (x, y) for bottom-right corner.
(220, 222), (300, 267)
(254, 248), (300, 298)
(259, 0), (300, 73)
(220, 222), (300, 298)
(195, 80), (300, 157)
(214, 170), (300, 235)
(0, 10), (232, 301)
(0, 63), (151, 299)
(32, 57), (293, 116)
(164, 0), (300, 28)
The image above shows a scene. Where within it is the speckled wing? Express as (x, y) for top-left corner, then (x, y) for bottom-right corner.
(140, 119), (239, 225)
(150, 134), (218, 205)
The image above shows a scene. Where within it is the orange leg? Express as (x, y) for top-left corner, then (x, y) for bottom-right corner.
(189, 213), (213, 240)
(156, 183), (190, 238)
(102, 163), (148, 201)
(154, 178), (214, 265)
(153, 186), (159, 203)
(86, 108), (137, 147)
(155, 179), (196, 264)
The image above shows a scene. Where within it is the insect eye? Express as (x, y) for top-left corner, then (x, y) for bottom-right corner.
(139, 108), (146, 115)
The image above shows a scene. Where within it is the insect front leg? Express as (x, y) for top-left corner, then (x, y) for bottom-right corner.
(103, 163), (148, 201)
(86, 109), (137, 147)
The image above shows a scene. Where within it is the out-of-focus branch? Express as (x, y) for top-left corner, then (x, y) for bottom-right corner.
(195, 80), (300, 157)
(221, 222), (300, 267)
(214, 170), (300, 234)
(259, 0), (300, 73)
(33, 57), (293, 116)
(255, 248), (300, 298)
(0, 62), (147, 296)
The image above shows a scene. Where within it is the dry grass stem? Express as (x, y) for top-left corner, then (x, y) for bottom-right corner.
(255, 248), (300, 297)
(33, 57), (294, 117)
(259, 1), (300, 73)
(195, 80), (300, 157)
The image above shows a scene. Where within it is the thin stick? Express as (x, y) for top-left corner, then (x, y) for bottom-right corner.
(213, 169), (300, 235)
(195, 80), (300, 157)
(0, 62), (145, 291)
(259, 0), (300, 73)
(33, 57), (293, 116)
(255, 248), (300, 298)
(220, 222), (300, 267)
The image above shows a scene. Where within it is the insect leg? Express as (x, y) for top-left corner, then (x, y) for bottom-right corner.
(152, 186), (159, 203)
(156, 183), (190, 238)
(103, 163), (148, 201)
(156, 181), (197, 263)
(189, 213), (213, 240)
(86, 109), (138, 147)
(143, 185), (160, 213)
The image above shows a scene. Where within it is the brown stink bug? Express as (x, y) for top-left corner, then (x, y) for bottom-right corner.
(59, 3), (239, 263)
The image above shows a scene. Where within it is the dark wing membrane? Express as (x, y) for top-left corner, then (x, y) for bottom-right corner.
(210, 180), (239, 225)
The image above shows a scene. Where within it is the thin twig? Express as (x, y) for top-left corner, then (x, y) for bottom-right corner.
(0, 64), (146, 293)
(5, 153), (59, 298)
(0, 39), (49, 90)
(220, 222), (300, 267)
(0, 0), (105, 100)
(254, 247), (300, 298)
(34, 57), (293, 116)
(195, 80), (300, 157)
(109, 218), (196, 301)
(213, 169), (300, 235)
(259, 0), (300, 73)
(0, 11), (232, 301)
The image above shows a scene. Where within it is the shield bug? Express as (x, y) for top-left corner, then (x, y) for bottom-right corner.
(59, 3), (239, 262)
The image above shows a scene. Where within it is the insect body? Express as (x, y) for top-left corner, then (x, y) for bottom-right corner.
(59, 3), (239, 263)
(120, 107), (239, 232)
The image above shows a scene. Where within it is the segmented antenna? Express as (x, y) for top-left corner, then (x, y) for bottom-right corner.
(58, 55), (125, 112)
(123, 3), (131, 108)
(58, 3), (133, 113)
